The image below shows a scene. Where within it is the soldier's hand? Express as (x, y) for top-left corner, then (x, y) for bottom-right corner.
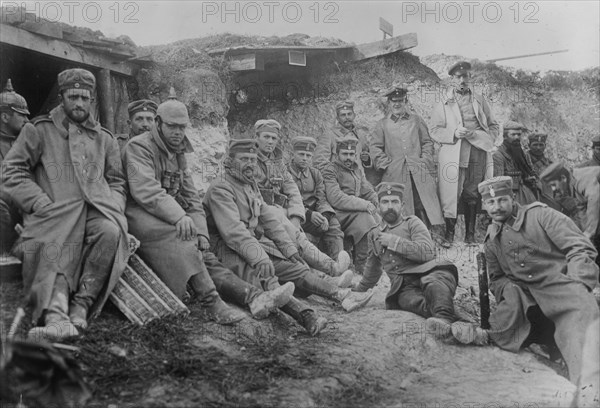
(366, 203), (377, 216)
(290, 216), (302, 230)
(454, 126), (471, 139)
(176, 215), (197, 241)
(198, 235), (210, 250)
(311, 212), (328, 230)
(255, 259), (275, 278)
(377, 232), (397, 248)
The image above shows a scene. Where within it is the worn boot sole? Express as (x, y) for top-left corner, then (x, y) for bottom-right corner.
(426, 317), (453, 340)
(28, 321), (80, 342)
(250, 282), (295, 319)
(451, 321), (489, 346)
(341, 289), (374, 312)
(332, 251), (352, 276)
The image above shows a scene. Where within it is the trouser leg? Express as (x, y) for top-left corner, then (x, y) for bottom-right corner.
(353, 236), (369, 275)
(46, 274), (70, 323)
(295, 228), (335, 274)
(420, 269), (457, 321)
(0, 195), (21, 254)
(397, 275), (429, 318)
(71, 208), (119, 312)
(303, 215), (344, 259)
(411, 175), (431, 229)
(460, 146), (487, 205)
(202, 250), (261, 306)
(271, 257), (339, 300)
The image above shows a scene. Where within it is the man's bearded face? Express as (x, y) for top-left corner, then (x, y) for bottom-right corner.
(338, 149), (356, 168)
(336, 108), (355, 130)
(528, 141), (546, 156)
(61, 89), (92, 123)
(232, 152), (258, 180)
(379, 196), (402, 223)
(505, 130), (523, 146)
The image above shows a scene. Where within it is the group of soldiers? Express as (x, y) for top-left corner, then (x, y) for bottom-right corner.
(0, 61), (598, 404)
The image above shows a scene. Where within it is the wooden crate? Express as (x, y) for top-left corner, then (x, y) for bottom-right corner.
(110, 254), (189, 325)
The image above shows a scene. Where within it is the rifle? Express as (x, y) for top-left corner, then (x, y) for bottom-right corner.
(476, 252), (490, 329)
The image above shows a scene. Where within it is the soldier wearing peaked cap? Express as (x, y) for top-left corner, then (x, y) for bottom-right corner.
(492, 121), (540, 207)
(1, 68), (130, 341)
(371, 82), (444, 229)
(313, 100), (380, 186)
(576, 135), (600, 168)
(431, 60), (500, 247)
(287, 136), (345, 261)
(524, 132), (555, 200)
(0, 79), (30, 254)
(116, 99), (158, 152)
(355, 181), (461, 339)
(321, 138), (379, 274)
(456, 175), (600, 402)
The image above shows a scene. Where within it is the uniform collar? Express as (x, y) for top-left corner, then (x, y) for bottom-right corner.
(289, 162), (309, 177)
(334, 123), (356, 136)
(389, 112), (410, 122)
(50, 105), (101, 138)
(485, 202), (546, 241)
(257, 146), (283, 162)
(379, 216), (407, 231)
(150, 127), (193, 158)
(0, 127), (17, 141)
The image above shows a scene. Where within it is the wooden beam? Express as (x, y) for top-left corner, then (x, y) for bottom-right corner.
(97, 69), (114, 132)
(229, 53), (264, 71)
(0, 23), (138, 76)
(353, 32), (418, 61)
(487, 49), (569, 63)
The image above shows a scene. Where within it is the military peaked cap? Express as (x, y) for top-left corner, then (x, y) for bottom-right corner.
(128, 99), (158, 117)
(478, 176), (513, 200)
(376, 182), (405, 200)
(448, 61), (472, 76)
(292, 136), (317, 152)
(58, 68), (96, 92)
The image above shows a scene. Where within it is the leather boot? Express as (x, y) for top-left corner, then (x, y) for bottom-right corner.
(442, 218), (457, 248)
(464, 203), (477, 245)
(200, 297), (246, 325)
(296, 230), (337, 275)
(294, 271), (340, 299)
(353, 237), (369, 275)
(280, 297), (327, 336)
(248, 282), (295, 319)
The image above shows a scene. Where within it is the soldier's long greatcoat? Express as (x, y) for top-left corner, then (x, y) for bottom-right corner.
(570, 167), (600, 240)
(484, 202), (599, 385)
(430, 89), (499, 218)
(1, 106), (129, 322)
(371, 113), (443, 225)
(123, 128), (208, 298)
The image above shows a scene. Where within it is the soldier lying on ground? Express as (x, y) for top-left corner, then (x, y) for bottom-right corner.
(123, 99), (294, 324)
(203, 139), (375, 335)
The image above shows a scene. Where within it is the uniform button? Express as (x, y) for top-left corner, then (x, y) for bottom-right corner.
(509, 241), (512, 244)
(520, 263), (525, 267)
(528, 274), (532, 278)
(77, 130), (82, 134)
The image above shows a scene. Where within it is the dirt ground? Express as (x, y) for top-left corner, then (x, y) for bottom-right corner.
(1, 239), (583, 408)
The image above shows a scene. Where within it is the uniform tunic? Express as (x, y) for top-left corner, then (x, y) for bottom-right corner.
(357, 216), (458, 313)
(371, 112), (443, 225)
(1, 106), (129, 322)
(321, 158), (378, 244)
(493, 144), (538, 205)
(484, 202), (599, 386)
(0, 128), (21, 253)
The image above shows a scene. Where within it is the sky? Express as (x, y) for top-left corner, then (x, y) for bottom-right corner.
(11, 0), (600, 72)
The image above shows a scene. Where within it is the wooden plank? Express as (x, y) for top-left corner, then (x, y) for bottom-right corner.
(0, 23), (138, 76)
(379, 17), (393, 38)
(208, 44), (353, 56)
(97, 69), (114, 132)
(229, 52), (264, 71)
(353, 32), (418, 61)
(487, 49), (569, 63)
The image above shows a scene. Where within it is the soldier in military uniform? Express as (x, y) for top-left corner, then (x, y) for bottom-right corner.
(370, 85), (443, 229)
(577, 135), (600, 168)
(353, 182), (460, 340)
(313, 100), (380, 187)
(540, 162), (600, 270)
(525, 132), (554, 200)
(253, 119), (350, 278)
(0, 79), (29, 254)
(204, 139), (374, 335)
(287, 136), (344, 260)
(431, 61), (500, 246)
(2, 69), (130, 341)
(322, 139), (379, 274)
(453, 176), (599, 403)
(116, 99), (158, 152)
(492, 121), (538, 205)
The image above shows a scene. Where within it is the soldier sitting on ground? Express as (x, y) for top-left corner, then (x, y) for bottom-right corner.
(453, 176), (599, 404)
(116, 99), (158, 152)
(123, 99), (294, 324)
(352, 182), (461, 340)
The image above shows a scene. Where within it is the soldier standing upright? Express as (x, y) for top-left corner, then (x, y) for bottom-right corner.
(431, 61), (499, 246)
(0, 79), (30, 254)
